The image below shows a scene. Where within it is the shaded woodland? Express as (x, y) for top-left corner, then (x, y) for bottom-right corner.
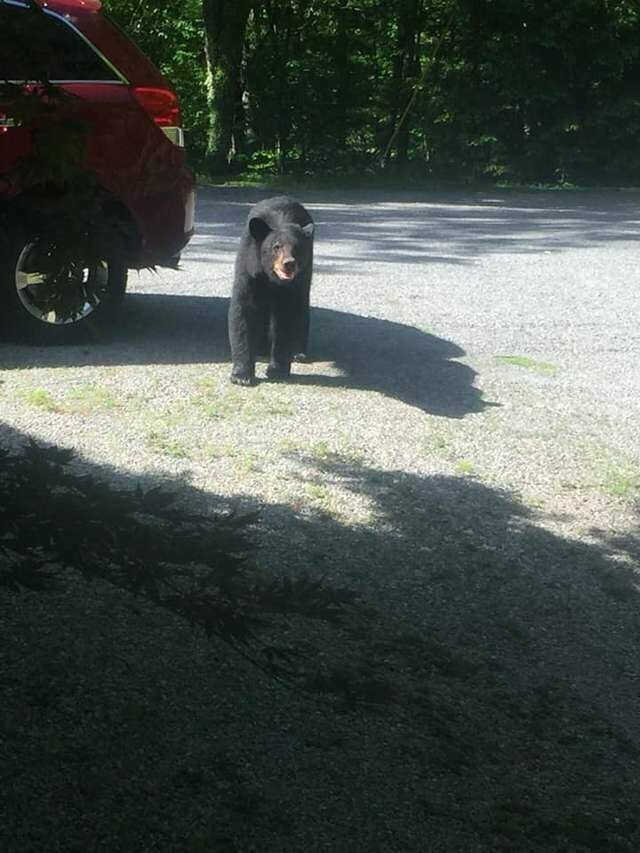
(106, 0), (640, 184)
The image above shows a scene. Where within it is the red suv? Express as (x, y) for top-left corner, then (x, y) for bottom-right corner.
(0, 0), (195, 341)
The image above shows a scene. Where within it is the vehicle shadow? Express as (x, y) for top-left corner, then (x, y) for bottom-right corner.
(0, 293), (494, 418)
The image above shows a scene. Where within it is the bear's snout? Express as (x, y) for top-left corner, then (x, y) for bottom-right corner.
(274, 255), (298, 280)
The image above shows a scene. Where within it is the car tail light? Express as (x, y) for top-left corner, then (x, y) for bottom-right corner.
(132, 86), (184, 146)
(0, 112), (16, 133)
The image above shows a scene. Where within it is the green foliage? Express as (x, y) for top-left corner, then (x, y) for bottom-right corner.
(245, 0), (390, 174)
(495, 355), (558, 374)
(417, 0), (640, 184)
(103, 0), (640, 183)
(103, 0), (209, 165)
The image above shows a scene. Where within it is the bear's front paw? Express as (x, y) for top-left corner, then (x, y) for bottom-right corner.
(230, 369), (256, 387)
(266, 363), (291, 381)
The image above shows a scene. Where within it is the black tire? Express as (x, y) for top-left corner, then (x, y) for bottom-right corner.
(0, 225), (127, 344)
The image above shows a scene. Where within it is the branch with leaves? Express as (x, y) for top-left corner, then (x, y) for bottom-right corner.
(0, 440), (360, 687)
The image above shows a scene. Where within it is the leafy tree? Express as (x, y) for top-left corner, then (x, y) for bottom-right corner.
(103, 0), (209, 166)
(83, 0), (640, 182)
(200, 0), (252, 171)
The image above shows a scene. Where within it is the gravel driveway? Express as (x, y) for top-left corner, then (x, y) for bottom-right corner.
(1, 186), (640, 852)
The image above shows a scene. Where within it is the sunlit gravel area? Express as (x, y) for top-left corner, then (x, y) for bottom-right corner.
(1, 186), (640, 852)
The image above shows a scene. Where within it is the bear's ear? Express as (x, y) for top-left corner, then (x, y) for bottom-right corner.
(302, 223), (314, 238)
(249, 217), (272, 242)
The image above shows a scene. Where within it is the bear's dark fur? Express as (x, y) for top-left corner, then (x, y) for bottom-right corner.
(228, 195), (314, 386)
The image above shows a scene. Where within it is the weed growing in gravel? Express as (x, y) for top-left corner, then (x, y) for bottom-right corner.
(310, 440), (332, 460)
(203, 443), (237, 461)
(237, 452), (260, 474)
(456, 460), (476, 476)
(306, 482), (332, 509)
(18, 384), (124, 416)
(147, 431), (190, 459)
(425, 434), (448, 453)
(19, 388), (62, 412)
(338, 448), (366, 466)
(65, 384), (119, 415)
(194, 378), (295, 420)
(279, 438), (302, 453)
(192, 389), (246, 419)
(495, 355), (558, 375)
(152, 406), (190, 430)
(601, 465), (640, 500)
(308, 441), (365, 466)
(264, 401), (295, 416)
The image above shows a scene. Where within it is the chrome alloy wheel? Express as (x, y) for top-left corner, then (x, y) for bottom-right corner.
(14, 242), (110, 326)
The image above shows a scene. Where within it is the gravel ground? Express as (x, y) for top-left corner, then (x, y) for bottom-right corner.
(1, 186), (640, 852)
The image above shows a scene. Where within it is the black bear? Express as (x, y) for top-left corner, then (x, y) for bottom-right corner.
(228, 196), (314, 386)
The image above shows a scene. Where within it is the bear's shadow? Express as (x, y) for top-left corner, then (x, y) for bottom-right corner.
(295, 305), (490, 417)
(0, 293), (494, 419)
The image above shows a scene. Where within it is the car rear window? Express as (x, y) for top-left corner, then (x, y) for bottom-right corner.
(0, 3), (120, 82)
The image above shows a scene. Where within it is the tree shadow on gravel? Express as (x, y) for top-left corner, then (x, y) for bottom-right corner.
(1, 422), (639, 852)
(0, 295), (493, 418)
(192, 185), (640, 268)
(235, 452), (640, 851)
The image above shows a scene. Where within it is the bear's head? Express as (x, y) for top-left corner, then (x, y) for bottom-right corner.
(249, 217), (314, 284)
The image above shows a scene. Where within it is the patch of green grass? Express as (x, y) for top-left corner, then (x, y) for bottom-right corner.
(65, 384), (119, 414)
(528, 498), (546, 510)
(426, 434), (448, 452)
(338, 448), (366, 466)
(456, 459), (476, 476)
(236, 452), (260, 474)
(193, 380), (294, 420)
(279, 438), (302, 453)
(147, 431), (190, 459)
(203, 443), (235, 461)
(264, 402), (295, 416)
(19, 388), (62, 413)
(306, 483), (332, 507)
(192, 389), (247, 419)
(18, 384), (126, 416)
(310, 440), (332, 460)
(308, 441), (365, 466)
(495, 355), (558, 375)
(155, 410), (188, 430)
(602, 466), (640, 500)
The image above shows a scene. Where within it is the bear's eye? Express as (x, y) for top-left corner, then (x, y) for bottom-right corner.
(273, 242), (282, 251)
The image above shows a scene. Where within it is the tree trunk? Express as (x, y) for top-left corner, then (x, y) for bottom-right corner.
(202, 0), (251, 172)
(384, 0), (423, 166)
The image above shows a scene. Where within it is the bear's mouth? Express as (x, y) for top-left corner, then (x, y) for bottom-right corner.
(273, 263), (297, 281)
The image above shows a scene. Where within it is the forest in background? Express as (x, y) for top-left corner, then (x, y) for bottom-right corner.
(105, 0), (640, 186)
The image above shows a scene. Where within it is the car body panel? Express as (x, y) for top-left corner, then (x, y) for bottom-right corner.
(0, 0), (195, 267)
